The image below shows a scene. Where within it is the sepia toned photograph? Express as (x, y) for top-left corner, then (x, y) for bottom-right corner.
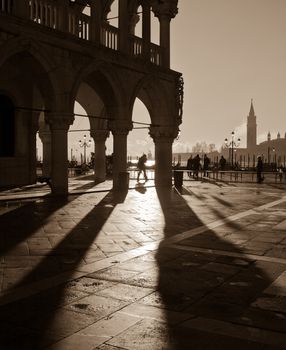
(0, 1), (286, 349)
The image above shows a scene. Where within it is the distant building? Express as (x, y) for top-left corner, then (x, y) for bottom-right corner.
(174, 100), (286, 167)
(220, 100), (286, 167)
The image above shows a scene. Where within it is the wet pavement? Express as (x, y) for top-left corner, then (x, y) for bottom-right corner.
(1, 177), (286, 349)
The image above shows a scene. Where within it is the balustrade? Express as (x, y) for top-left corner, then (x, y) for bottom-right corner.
(1, 3), (162, 66)
(131, 35), (143, 57)
(29, 0), (57, 29)
(101, 22), (118, 50)
(68, 11), (90, 40)
(130, 36), (161, 66)
(1, 0), (12, 13)
(150, 43), (162, 66)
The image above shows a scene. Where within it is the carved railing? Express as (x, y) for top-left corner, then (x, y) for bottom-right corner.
(29, 0), (57, 29)
(131, 35), (143, 57)
(1, 0), (12, 13)
(150, 43), (161, 66)
(130, 36), (161, 66)
(1, 4), (163, 66)
(100, 22), (118, 50)
(68, 11), (90, 40)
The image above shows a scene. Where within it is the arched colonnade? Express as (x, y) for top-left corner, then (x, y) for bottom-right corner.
(0, 37), (181, 194)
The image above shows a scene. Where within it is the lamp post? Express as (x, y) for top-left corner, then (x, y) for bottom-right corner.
(224, 131), (240, 168)
(79, 135), (91, 164)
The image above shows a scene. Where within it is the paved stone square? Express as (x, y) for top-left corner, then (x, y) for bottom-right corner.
(1, 179), (286, 349)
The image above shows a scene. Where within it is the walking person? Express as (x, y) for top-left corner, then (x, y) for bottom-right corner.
(256, 156), (264, 183)
(137, 153), (148, 182)
(193, 154), (201, 179)
(187, 155), (193, 178)
(203, 154), (210, 177)
(278, 166), (284, 182)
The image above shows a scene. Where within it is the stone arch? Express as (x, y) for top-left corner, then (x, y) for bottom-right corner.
(71, 61), (126, 122)
(0, 37), (57, 111)
(0, 38), (59, 187)
(0, 94), (15, 157)
(128, 0), (144, 13)
(130, 75), (171, 127)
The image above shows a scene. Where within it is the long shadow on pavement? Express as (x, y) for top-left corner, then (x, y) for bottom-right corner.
(155, 187), (286, 350)
(0, 189), (128, 349)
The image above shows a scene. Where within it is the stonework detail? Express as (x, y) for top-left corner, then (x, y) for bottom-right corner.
(0, 1), (183, 191)
(109, 120), (133, 136)
(46, 113), (74, 131)
(151, 0), (178, 19)
(90, 130), (110, 141)
(176, 74), (184, 124)
(149, 126), (179, 143)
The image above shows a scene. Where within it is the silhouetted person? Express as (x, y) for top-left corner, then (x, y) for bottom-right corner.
(219, 155), (226, 170)
(203, 154), (210, 176)
(187, 155), (193, 177)
(193, 154), (201, 179)
(278, 166), (284, 182)
(137, 153), (148, 181)
(256, 156), (264, 183)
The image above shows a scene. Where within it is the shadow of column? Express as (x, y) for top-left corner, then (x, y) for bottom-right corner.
(0, 188), (128, 348)
(155, 187), (286, 349)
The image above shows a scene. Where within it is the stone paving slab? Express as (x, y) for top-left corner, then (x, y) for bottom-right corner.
(1, 181), (286, 349)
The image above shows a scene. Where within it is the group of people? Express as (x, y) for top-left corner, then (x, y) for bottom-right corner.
(187, 154), (228, 178)
(136, 152), (284, 184)
(256, 157), (284, 183)
(187, 154), (210, 178)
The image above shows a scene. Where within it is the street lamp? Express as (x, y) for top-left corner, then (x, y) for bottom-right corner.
(224, 131), (240, 168)
(79, 135), (91, 164)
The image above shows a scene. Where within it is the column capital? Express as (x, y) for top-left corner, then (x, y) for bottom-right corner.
(109, 120), (133, 136)
(90, 129), (110, 142)
(46, 113), (74, 131)
(151, 0), (178, 20)
(149, 126), (179, 143)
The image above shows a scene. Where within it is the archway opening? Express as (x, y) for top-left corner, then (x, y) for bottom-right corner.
(0, 50), (54, 186)
(134, 5), (143, 38)
(0, 95), (15, 157)
(151, 10), (159, 45)
(129, 98), (154, 181)
(108, 0), (119, 28)
(70, 102), (93, 166)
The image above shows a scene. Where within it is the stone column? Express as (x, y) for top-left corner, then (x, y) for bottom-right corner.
(142, 1), (151, 60)
(90, 0), (102, 43)
(119, 0), (129, 54)
(29, 124), (38, 184)
(48, 114), (73, 195)
(150, 126), (178, 187)
(110, 121), (132, 189)
(14, 1), (30, 18)
(38, 129), (52, 177)
(90, 130), (109, 182)
(152, 0), (178, 68)
(58, 0), (69, 32)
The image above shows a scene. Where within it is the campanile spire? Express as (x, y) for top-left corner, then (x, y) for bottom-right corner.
(247, 99), (257, 150)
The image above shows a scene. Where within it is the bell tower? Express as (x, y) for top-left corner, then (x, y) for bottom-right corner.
(247, 99), (257, 150)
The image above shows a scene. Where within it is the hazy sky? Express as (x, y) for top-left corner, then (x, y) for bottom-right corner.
(38, 0), (286, 161)
(172, 0), (286, 152)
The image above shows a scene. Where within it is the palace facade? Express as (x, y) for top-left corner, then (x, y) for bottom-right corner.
(0, 0), (183, 193)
